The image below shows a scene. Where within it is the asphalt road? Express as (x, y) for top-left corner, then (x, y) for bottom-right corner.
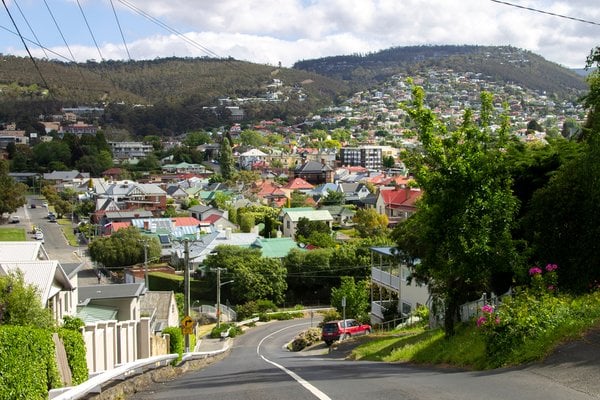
(12, 201), (81, 264)
(128, 318), (599, 400)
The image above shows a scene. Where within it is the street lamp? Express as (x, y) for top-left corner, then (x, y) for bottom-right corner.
(216, 276), (234, 328)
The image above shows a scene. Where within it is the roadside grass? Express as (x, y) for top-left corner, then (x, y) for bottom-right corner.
(57, 218), (78, 246)
(350, 291), (600, 370)
(0, 227), (26, 241)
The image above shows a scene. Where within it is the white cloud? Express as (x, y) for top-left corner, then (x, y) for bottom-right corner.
(14, 0), (600, 68)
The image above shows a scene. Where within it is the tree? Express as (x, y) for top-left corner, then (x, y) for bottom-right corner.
(394, 87), (519, 337)
(353, 208), (389, 238)
(330, 277), (370, 322)
(295, 217), (331, 242)
(0, 160), (27, 217)
(203, 246), (287, 304)
(320, 190), (345, 206)
(383, 155), (396, 168)
(88, 227), (161, 268)
(239, 130), (267, 147)
(219, 137), (235, 180)
(290, 191), (310, 207)
(0, 270), (54, 329)
(183, 130), (211, 147)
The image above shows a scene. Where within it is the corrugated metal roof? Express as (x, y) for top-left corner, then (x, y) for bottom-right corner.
(283, 209), (333, 222)
(0, 241), (43, 261)
(0, 260), (72, 304)
(78, 283), (145, 301)
(76, 305), (118, 324)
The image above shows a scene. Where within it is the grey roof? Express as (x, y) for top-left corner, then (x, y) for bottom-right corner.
(43, 170), (89, 181)
(78, 283), (145, 301)
(295, 160), (333, 173)
(61, 262), (85, 279)
(140, 291), (174, 321)
(189, 205), (213, 213)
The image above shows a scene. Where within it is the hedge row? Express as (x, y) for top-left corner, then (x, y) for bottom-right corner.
(0, 325), (89, 399)
(0, 326), (61, 400)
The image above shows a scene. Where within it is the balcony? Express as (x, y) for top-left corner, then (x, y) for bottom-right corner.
(372, 266), (400, 291)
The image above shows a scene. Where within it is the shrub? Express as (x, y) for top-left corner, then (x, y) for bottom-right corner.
(255, 299), (277, 313)
(319, 309), (341, 327)
(163, 327), (183, 361)
(58, 328), (88, 385)
(0, 326), (61, 400)
(288, 327), (322, 352)
(210, 323), (242, 338)
(236, 301), (259, 320)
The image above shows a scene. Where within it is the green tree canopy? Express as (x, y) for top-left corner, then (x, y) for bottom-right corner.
(320, 190), (345, 206)
(353, 208), (389, 238)
(394, 87), (519, 337)
(0, 160), (27, 216)
(219, 137), (235, 180)
(330, 276), (370, 322)
(203, 245), (287, 304)
(88, 227), (161, 269)
(0, 270), (54, 329)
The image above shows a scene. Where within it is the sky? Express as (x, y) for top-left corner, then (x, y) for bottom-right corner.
(0, 0), (599, 69)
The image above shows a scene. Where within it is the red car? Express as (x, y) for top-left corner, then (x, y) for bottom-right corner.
(321, 319), (371, 346)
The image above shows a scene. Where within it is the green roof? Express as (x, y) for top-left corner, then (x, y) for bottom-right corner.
(253, 237), (304, 258)
(76, 305), (118, 324)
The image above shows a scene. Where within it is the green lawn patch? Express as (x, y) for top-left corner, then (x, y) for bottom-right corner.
(57, 218), (78, 246)
(0, 227), (26, 241)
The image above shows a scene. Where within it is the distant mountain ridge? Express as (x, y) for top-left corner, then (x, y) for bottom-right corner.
(293, 45), (587, 97)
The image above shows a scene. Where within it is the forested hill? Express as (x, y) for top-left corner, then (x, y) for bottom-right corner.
(293, 45), (587, 97)
(0, 55), (349, 106)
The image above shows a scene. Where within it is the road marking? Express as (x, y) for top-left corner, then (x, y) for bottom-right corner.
(257, 323), (332, 400)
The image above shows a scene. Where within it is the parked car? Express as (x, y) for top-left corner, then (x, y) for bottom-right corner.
(34, 230), (44, 241)
(47, 212), (55, 219)
(48, 215), (57, 223)
(10, 215), (20, 223)
(321, 319), (372, 346)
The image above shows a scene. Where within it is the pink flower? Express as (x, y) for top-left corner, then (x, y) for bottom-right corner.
(495, 317), (500, 324)
(529, 267), (542, 276)
(476, 316), (487, 327)
(547, 285), (555, 291)
(481, 304), (494, 314)
(545, 263), (558, 272)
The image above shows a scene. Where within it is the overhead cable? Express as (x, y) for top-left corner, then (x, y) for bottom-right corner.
(109, 0), (132, 60)
(76, 0), (104, 61)
(13, 0), (48, 58)
(489, 0), (600, 26)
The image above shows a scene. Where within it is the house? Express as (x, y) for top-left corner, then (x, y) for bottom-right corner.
(370, 247), (429, 325)
(139, 291), (180, 333)
(77, 282), (146, 322)
(280, 207), (334, 238)
(94, 181), (167, 214)
(165, 185), (189, 203)
(250, 237), (304, 258)
(108, 142), (153, 161)
(43, 170), (90, 187)
(319, 205), (355, 227)
(283, 177), (315, 194)
(188, 205), (224, 221)
(338, 182), (372, 205)
(238, 148), (268, 170)
(199, 213), (237, 232)
(161, 162), (208, 174)
(0, 260), (75, 322)
(376, 187), (422, 225)
(293, 160), (334, 185)
(0, 241), (79, 323)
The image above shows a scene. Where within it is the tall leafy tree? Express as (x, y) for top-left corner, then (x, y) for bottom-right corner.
(219, 137), (235, 180)
(88, 227), (161, 268)
(353, 208), (389, 238)
(0, 160), (27, 217)
(203, 246), (287, 304)
(330, 277), (370, 322)
(394, 87), (519, 337)
(0, 270), (54, 329)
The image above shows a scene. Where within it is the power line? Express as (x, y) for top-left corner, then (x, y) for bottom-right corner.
(43, 0), (77, 62)
(1, 0), (54, 98)
(489, 0), (600, 26)
(13, 0), (48, 59)
(76, 0), (104, 61)
(109, 0), (131, 60)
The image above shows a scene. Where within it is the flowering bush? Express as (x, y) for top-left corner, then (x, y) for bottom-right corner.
(529, 264), (559, 295)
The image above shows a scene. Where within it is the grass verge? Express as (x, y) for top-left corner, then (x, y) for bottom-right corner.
(57, 218), (78, 246)
(0, 227), (27, 241)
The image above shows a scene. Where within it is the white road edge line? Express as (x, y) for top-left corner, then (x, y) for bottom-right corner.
(257, 323), (332, 400)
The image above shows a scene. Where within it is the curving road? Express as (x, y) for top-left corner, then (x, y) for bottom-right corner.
(129, 318), (598, 400)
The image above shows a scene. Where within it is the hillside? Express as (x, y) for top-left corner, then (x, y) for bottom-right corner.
(0, 55), (349, 106)
(294, 45), (587, 97)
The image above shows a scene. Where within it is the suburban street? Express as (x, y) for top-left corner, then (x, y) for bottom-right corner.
(128, 318), (600, 400)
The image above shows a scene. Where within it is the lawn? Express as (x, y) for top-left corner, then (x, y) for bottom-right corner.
(0, 227), (27, 241)
(57, 218), (78, 246)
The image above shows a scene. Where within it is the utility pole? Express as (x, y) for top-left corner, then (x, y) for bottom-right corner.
(183, 238), (190, 352)
(216, 266), (221, 329)
(142, 241), (149, 289)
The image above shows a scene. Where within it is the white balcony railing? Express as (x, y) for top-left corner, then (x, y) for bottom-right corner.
(371, 267), (400, 291)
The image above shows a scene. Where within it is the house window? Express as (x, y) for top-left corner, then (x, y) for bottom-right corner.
(286, 221), (290, 229)
(401, 301), (412, 316)
(64, 292), (69, 312)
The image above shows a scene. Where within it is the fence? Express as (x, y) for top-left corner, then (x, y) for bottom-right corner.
(459, 291), (509, 322)
(196, 304), (237, 322)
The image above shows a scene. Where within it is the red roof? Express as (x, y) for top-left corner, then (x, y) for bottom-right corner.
(171, 217), (201, 227)
(256, 180), (281, 197)
(111, 221), (131, 232)
(202, 214), (223, 224)
(380, 188), (422, 209)
(284, 177), (314, 190)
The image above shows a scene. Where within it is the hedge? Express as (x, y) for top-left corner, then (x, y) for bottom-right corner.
(0, 326), (61, 400)
(162, 326), (196, 362)
(149, 272), (212, 301)
(58, 328), (89, 385)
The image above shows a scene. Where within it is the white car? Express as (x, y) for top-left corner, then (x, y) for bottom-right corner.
(10, 216), (20, 223)
(34, 231), (44, 241)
